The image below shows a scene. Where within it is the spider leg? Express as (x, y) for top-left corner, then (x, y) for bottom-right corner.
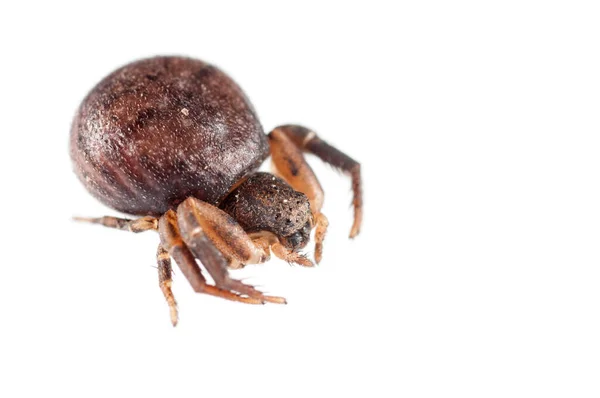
(176, 198), (287, 304)
(270, 242), (314, 267)
(268, 128), (330, 263)
(312, 214), (329, 264)
(74, 215), (158, 232)
(177, 197), (270, 265)
(158, 210), (265, 308)
(156, 244), (178, 326)
(269, 125), (362, 239)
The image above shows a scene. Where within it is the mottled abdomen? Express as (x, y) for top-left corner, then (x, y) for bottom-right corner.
(70, 56), (269, 216)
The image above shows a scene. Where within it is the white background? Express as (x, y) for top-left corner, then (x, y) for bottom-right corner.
(1, 1), (599, 397)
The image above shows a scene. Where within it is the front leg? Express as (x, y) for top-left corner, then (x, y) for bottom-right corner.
(158, 210), (266, 306)
(270, 241), (314, 267)
(268, 128), (330, 263)
(176, 197), (270, 267)
(269, 125), (362, 239)
(175, 198), (287, 304)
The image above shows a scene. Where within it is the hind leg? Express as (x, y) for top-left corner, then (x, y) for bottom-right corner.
(74, 215), (158, 232)
(156, 244), (179, 326)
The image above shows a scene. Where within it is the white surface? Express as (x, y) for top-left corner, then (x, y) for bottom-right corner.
(1, 1), (599, 397)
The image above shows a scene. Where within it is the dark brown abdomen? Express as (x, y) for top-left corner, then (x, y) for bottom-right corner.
(70, 56), (269, 216)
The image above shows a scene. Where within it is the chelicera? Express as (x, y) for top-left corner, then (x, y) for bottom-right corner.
(71, 56), (362, 325)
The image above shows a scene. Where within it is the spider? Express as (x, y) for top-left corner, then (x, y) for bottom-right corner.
(71, 56), (362, 325)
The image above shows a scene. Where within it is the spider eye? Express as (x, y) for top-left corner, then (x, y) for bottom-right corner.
(287, 232), (303, 248)
(282, 221), (312, 250)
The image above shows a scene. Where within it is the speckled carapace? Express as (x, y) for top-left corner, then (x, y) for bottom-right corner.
(71, 56), (362, 326)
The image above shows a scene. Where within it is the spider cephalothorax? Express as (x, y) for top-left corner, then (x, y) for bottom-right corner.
(221, 172), (313, 250)
(71, 56), (362, 325)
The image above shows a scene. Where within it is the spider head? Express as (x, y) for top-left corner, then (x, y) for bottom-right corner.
(221, 172), (314, 250)
(280, 220), (312, 250)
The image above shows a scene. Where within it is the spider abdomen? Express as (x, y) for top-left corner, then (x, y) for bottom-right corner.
(70, 56), (269, 216)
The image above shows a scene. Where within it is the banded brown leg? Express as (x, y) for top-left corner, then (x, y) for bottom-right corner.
(270, 242), (314, 267)
(74, 215), (158, 233)
(176, 198), (287, 304)
(156, 244), (178, 326)
(270, 125), (362, 239)
(249, 235), (313, 269)
(158, 210), (277, 307)
(268, 128), (329, 263)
